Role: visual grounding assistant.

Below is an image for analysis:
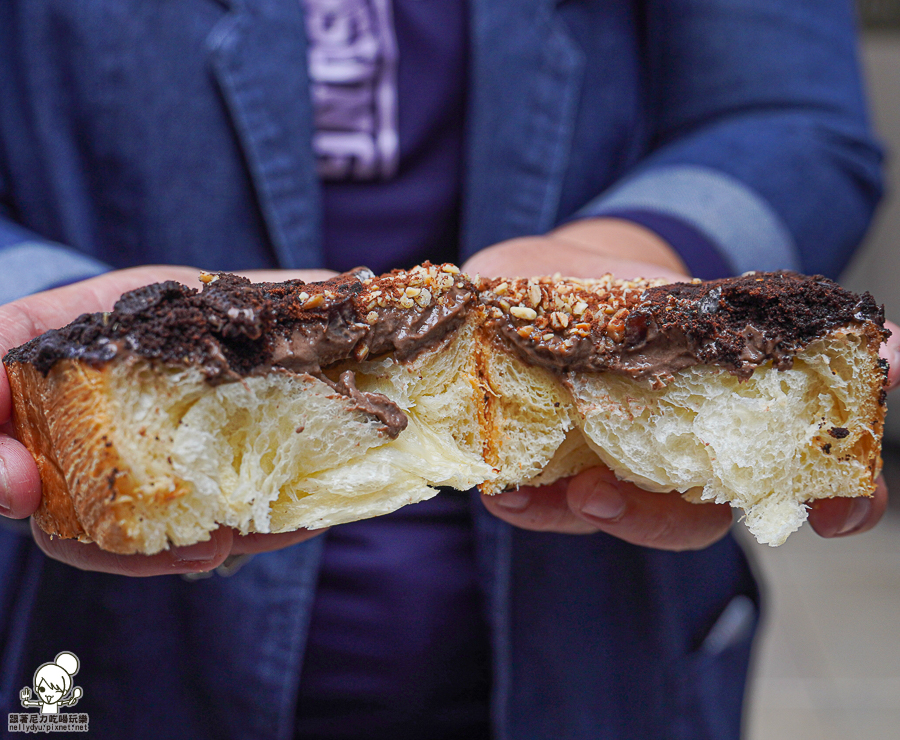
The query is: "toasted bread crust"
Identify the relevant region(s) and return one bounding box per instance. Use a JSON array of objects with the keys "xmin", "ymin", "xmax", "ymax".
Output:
[
  {"xmin": 8, "ymin": 359, "xmax": 178, "ymax": 552},
  {"xmin": 7, "ymin": 360, "xmax": 85, "ymax": 541}
]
